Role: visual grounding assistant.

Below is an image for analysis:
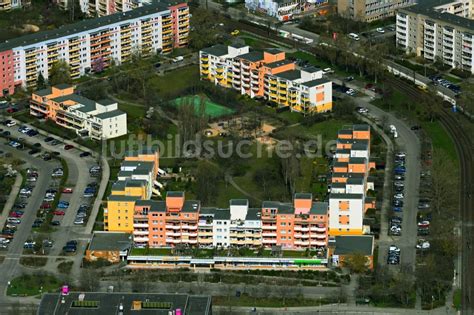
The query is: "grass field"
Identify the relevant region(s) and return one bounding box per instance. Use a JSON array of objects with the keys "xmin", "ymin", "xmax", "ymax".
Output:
[
  {"xmin": 171, "ymin": 95, "xmax": 235, "ymax": 118},
  {"xmin": 7, "ymin": 274, "xmax": 61, "ymax": 296},
  {"xmin": 421, "ymin": 121, "xmax": 458, "ymax": 162}
]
